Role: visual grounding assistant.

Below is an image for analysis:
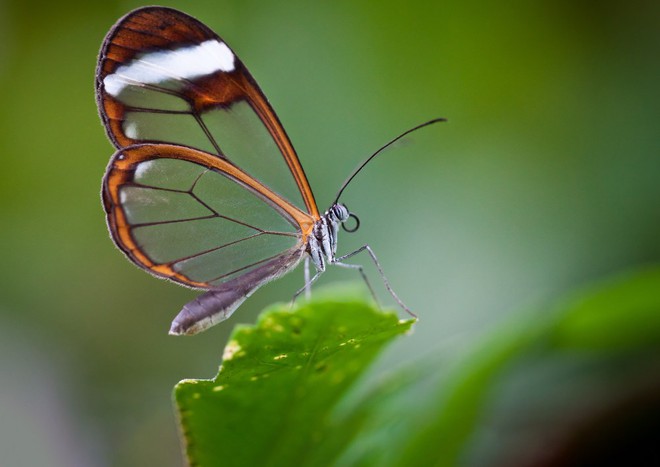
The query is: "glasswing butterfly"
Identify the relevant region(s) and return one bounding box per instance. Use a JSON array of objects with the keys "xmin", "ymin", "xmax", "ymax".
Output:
[{"xmin": 97, "ymin": 7, "xmax": 442, "ymax": 335}]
